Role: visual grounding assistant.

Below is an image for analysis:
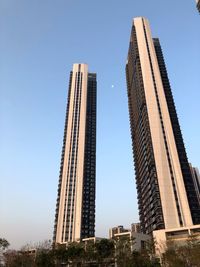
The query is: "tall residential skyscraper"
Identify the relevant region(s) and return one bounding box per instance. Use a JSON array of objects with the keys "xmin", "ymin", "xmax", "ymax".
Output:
[
  {"xmin": 126, "ymin": 17, "xmax": 200, "ymax": 234},
  {"xmin": 54, "ymin": 64, "xmax": 96, "ymax": 243}
]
